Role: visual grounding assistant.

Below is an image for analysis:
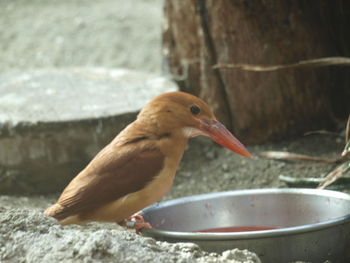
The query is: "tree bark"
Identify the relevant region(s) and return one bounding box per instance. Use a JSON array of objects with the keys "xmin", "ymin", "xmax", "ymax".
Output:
[{"xmin": 163, "ymin": 0, "xmax": 350, "ymax": 144}]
